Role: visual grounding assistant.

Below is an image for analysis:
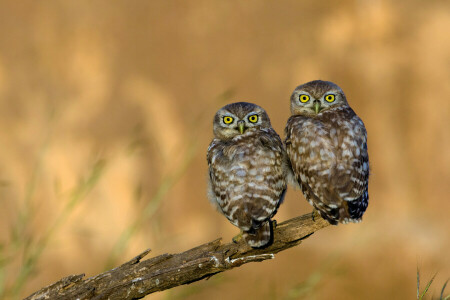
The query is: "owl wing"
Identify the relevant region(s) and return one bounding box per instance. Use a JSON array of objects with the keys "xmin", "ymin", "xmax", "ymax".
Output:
[
  {"xmin": 315, "ymin": 109, "xmax": 369, "ymax": 221},
  {"xmin": 284, "ymin": 121, "xmax": 301, "ymax": 189},
  {"xmin": 206, "ymin": 139, "xmax": 230, "ymax": 213},
  {"xmin": 330, "ymin": 117, "xmax": 369, "ymax": 202},
  {"xmin": 328, "ymin": 113, "xmax": 369, "ymax": 221}
]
